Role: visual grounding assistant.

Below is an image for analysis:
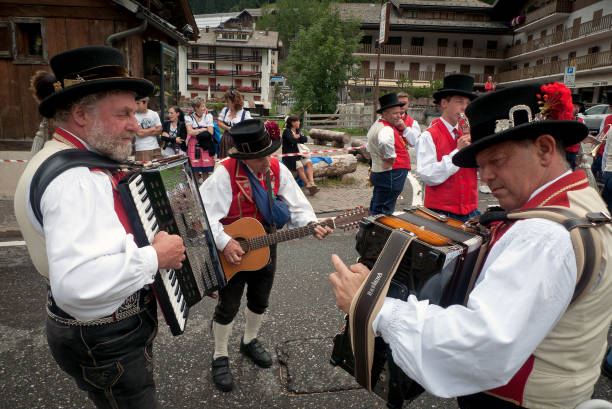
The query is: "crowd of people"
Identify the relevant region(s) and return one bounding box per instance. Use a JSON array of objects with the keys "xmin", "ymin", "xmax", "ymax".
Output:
[{"xmin": 13, "ymin": 45, "xmax": 612, "ymax": 409}]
